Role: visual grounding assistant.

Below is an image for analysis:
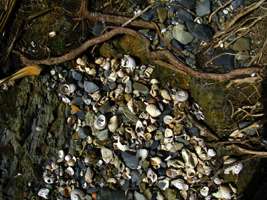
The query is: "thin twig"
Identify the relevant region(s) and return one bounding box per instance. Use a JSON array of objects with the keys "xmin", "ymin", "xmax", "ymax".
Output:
[
  {"xmin": 14, "ymin": 27, "xmax": 263, "ymax": 81},
  {"xmin": 122, "ymin": 4, "xmax": 153, "ymax": 27},
  {"xmin": 208, "ymin": 0, "xmax": 232, "ymax": 23}
]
